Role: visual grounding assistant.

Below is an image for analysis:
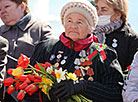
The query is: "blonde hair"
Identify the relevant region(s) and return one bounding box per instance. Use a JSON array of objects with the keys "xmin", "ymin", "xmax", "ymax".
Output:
[{"xmin": 94, "ymin": 0, "xmax": 128, "ymax": 23}]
